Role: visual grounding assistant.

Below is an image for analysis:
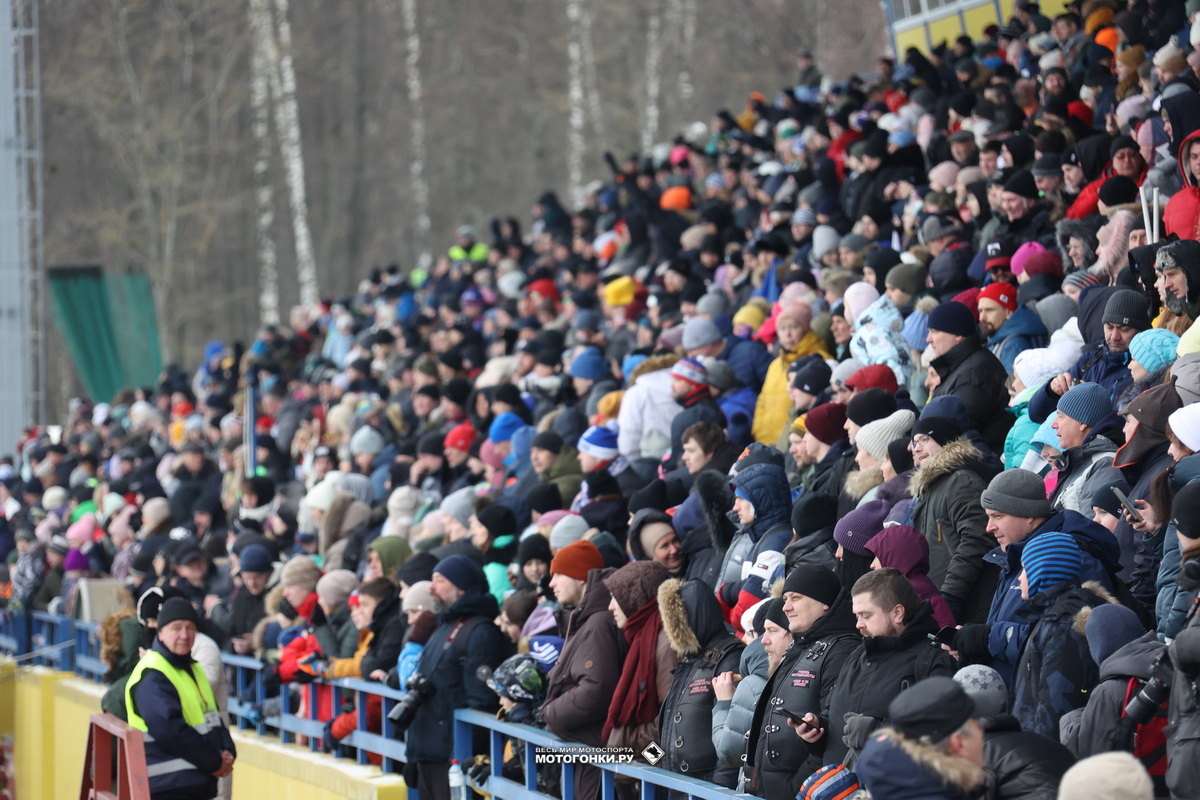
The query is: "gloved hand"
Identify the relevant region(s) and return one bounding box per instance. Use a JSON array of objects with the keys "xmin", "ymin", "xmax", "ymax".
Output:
[
  {"xmin": 841, "ymin": 713, "xmax": 879, "ymax": 753},
  {"xmin": 467, "ymin": 755, "xmax": 491, "ymax": 788},
  {"xmin": 321, "ymin": 718, "xmax": 339, "ymax": 753},
  {"xmin": 298, "ymin": 653, "xmax": 332, "ymax": 681},
  {"xmin": 952, "ymin": 624, "xmax": 991, "ymax": 663}
]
